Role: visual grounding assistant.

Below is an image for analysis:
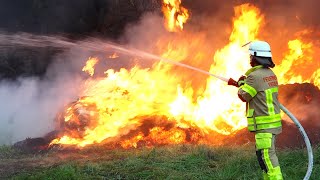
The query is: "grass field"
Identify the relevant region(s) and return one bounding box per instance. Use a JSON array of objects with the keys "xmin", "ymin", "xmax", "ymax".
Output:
[{"xmin": 0, "ymin": 144, "xmax": 319, "ymax": 180}]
